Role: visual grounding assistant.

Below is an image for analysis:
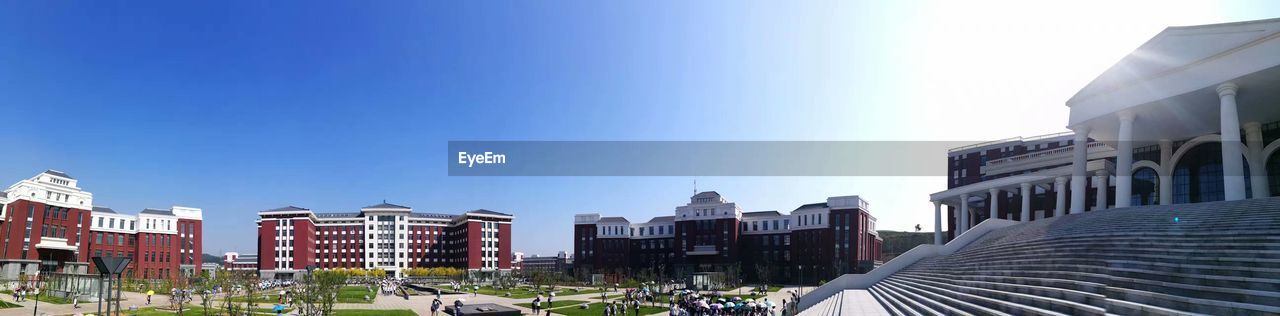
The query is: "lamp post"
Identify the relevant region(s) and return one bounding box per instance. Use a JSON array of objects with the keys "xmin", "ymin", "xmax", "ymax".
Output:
[{"xmin": 797, "ymin": 265, "xmax": 803, "ymax": 297}]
